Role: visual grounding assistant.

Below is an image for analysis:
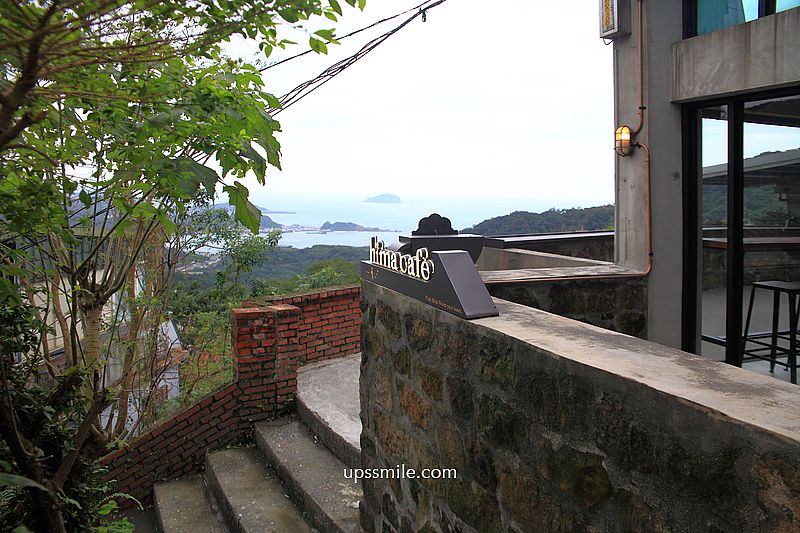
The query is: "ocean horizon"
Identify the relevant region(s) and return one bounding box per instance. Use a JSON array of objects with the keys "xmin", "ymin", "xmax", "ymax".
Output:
[{"xmin": 251, "ymin": 193, "xmax": 570, "ymax": 249}]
